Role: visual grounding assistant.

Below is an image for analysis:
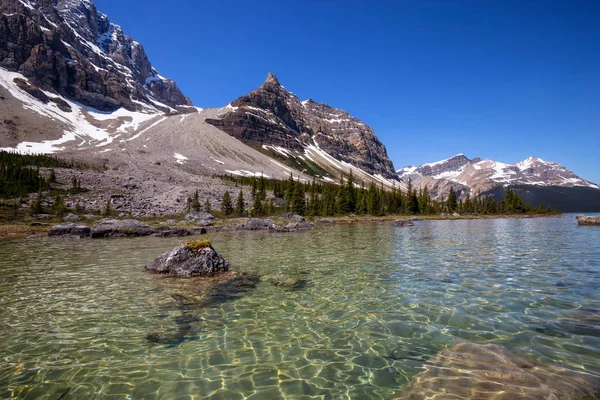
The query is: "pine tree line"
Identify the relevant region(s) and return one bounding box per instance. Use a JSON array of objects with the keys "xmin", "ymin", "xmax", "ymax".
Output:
[{"xmin": 215, "ymin": 173, "xmax": 559, "ymax": 217}]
